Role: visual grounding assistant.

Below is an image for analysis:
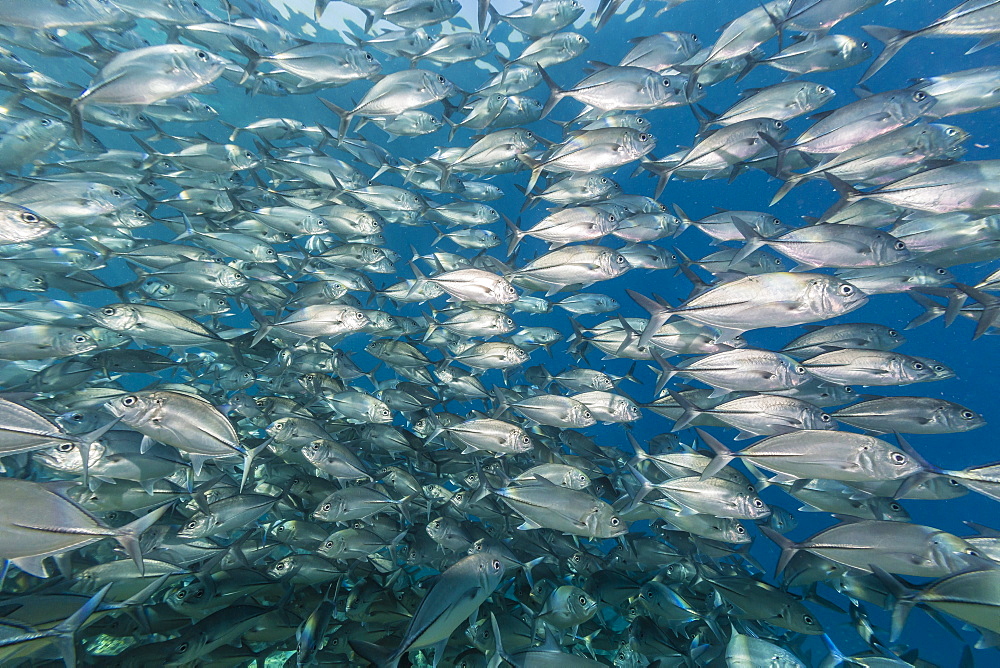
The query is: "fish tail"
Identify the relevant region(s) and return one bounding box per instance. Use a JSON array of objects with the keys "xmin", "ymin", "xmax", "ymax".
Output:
[
  {"xmin": 349, "ymin": 639, "xmax": 398, "ymax": 668},
  {"xmin": 859, "ymin": 25, "xmax": 919, "ymax": 83},
  {"xmin": 650, "ymin": 349, "xmax": 676, "ymax": 398},
  {"xmin": 867, "ymin": 565, "xmax": 916, "ymax": 642},
  {"xmin": 666, "ymin": 388, "xmax": 701, "ymax": 432},
  {"xmin": 115, "ymin": 504, "xmax": 171, "ymax": 577},
  {"xmin": 905, "ymin": 291, "xmax": 945, "ymax": 330},
  {"xmin": 227, "ymin": 38, "xmax": 264, "ymax": 85},
  {"xmin": 69, "ymin": 99, "xmax": 85, "ymax": 146},
  {"xmin": 319, "ymin": 97, "xmax": 352, "ymax": 141},
  {"xmin": 50, "ymin": 583, "xmax": 112, "ymax": 668},
  {"xmin": 695, "ymin": 428, "xmax": 737, "ymax": 480},
  {"xmin": 249, "ymin": 306, "xmax": 273, "ymax": 348},
  {"xmin": 537, "ymin": 65, "xmax": 564, "ymax": 119},
  {"xmin": 758, "ymin": 525, "xmax": 799, "ymax": 579},
  {"xmin": 625, "ymin": 431, "xmax": 648, "ymax": 467},
  {"xmin": 626, "ymin": 288, "xmax": 673, "ymax": 350},
  {"xmin": 502, "ymin": 212, "xmax": 525, "ymax": 258},
  {"xmin": 821, "ymin": 174, "xmax": 864, "ymax": 221},
  {"xmin": 623, "ymin": 464, "xmax": 655, "ymax": 513},
  {"xmin": 729, "ymin": 215, "xmax": 768, "ymax": 267}
]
